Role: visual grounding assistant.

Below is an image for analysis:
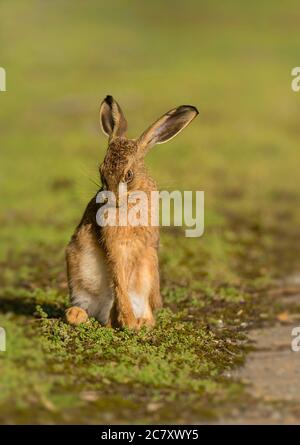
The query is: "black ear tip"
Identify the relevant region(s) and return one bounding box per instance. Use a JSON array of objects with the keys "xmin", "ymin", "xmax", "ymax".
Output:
[
  {"xmin": 180, "ymin": 105, "xmax": 199, "ymax": 115},
  {"xmin": 105, "ymin": 95, "xmax": 113, "ymax": 105}
]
